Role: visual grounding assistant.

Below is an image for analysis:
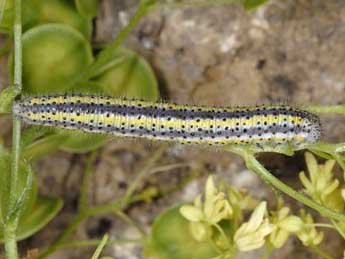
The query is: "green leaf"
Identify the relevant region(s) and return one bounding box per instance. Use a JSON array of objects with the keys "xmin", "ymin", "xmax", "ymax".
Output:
[
  {"xmin": 23, "ymin": 133, "xmax": 67, "ymax": 161},
  {"xmin": 0, "ymin": 151, "xmax": 38, "ymax": 223},
  {"xmin": 25, "ymin": 0, "xmax": 92, "ymax": 38},
  {"xmin": 20, "ymin": 126, "xmax": 53, "ymax": 149},
  {"xmin": 144, "ymin": 206, "xmax": 219, "ymax": 259},
  {"xmin": 9, "ymin": 23, "xmax": 93, "ymax": 95},
  {"xmin": 16, "ymin": 196, "xmax": 63, "ymax": 240},
  {"xmin": 243, "ymin": 0, "xmax": 270, "ymax": 10},
  {"xmin": 60, "ymin": 132, "xmax": 109, "ymax": 153},
  {"xmin": 75, "ymin": 0, "xmax": 99, "ymax": 19},
  {"xmin": 0, "ymin": 0, "xmax": 13, "ymax": 32},
  {"xmin": 0, "ymin": 86, "xmax": 19, "ymax": 114},
  {"xmin": 1, "ymin": 0, "xmax": 92, "ymax": 37},
  {"xmin": 92, "ymin": 48, "xmax": 159, "ymax": 101},
  {"xmin": 0, "ymin": 196, "xmax": 63, "ymax": 241}
]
